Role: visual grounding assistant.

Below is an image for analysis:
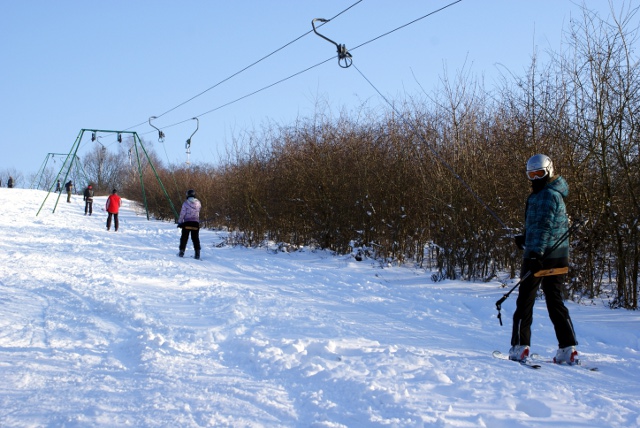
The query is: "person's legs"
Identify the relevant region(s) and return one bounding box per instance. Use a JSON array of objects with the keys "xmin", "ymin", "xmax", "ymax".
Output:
[
  {"xmin": 542, "ymin": 275, "xmax": 578, "ymax": 348},
  {"xmin": 511, "ymin": 265, "xmax": 541, "ymax": 347},
  {"xmin": 192, "ymin": 229, "xmax": 201, "ymax": 259},
  {"xmin": 114, "ymin": 214, "xmax": 119, "ymax": 231},
  {"xmin": 179, "ymin": 228, "xmax": 190, "ymax": 255}
]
